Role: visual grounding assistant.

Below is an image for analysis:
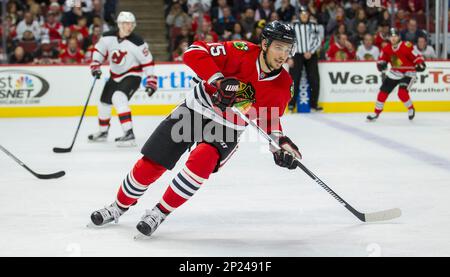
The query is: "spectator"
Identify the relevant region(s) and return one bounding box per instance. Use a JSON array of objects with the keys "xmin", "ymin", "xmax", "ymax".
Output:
[
  {"xmin": 89, "ymin": 15, "xmax": 110, "ymax": 34},
  {"xmin": 187, "ymin": 0, "xmax": 212, "ymax": 15},
  {"xmin": 350, "ymin": 21, "xmax": 367, "ymax": 48},
  {"xmin": 233, "ymin": 0, "xmax": 259, "ymax": 16},
  {"xmin": 6, "ymin": 1, "xmax": 20, "ymax": 26},
  {"xmin": 374, "ymin": 21, "xmax": 390, "ymax": 49},
  {"xmin": 172, "ymin": 38, "xmax": 189, "ymax": 61},
  {"xmin": 276, "ymin": 0, "xmax": 295, "ymax": 23},
  {"xmin": 400, "ymin": 0, "xmax": 424, "ymax": 15},
  {"xmin": 230, "ymin": 22, "xmax": 245, "ymax": 40},
  {"xmin": 193, "ymin": 20, "xmax": 218, "ymax": 42},
  {"xmin": 167, "ymin": 1, "xmax": 192, "ymax": 29},
  {"xmin": 8, "ymin": 46, "xmax": 33, "ymax": 64},
  {"xmin": 16, "ymin": 11, "xmax": 42, "ymax": 41},
  {"xmin": 59, "ymin": 37, "xmax": 85, "ymax": 64},
  {"xmin": 42, "ymin": 10, "xmax": 64, "ymax": 42},
  {"xmin": 255, "ymin": 0, "xmax": 274, "ymax": 22},
  {"xmin": 59, "ymin": 27, "xmax": 72, "ymax": 51},
  {"xmin": 356, "ymin": 34, "xmax": 380, "ymax": 61},
  {"xmin": 173, "ymin": 26, "xmax": 193, "ymax": 50},
  {"xmin": 62, "ymin": 0, "xmax": 94, "ymax": 26},
  {"xmin": 210, "ymin": 0, "xmax": 228, "ymax": 24},
  {"xmin": 326, "ymin": 33, "xmax": 355, "ymax": 61},
  {"xmin": 248, "ymin": 19, "xmax": 265, "ymax": 44},
  {"xmin": 84, "ymin": 24, "xmax": 102, "ymax": 59},
  {"xmin": 326, "ymin": 6, "xmax": 351, "ymax": 36},
  {"xmin": 48, "ymin": 2, "xmax": 63, "ymax": 23},
  {"xmin": 414, "ymin": 36, "xmax": 437, "ymax": 60},
  {"xmin": 351, "ymin": 8, "xmax": 376, "ymax": 35},
  {"xmin": 400, "ymin": 19, "xmax": 426, "ymax": 44},
  {"xmin": 240, "ymin": 7, "xmax": 256, "ymax": 37},
  {"xmin": 69, "ymin": 16, "xmax": 90, "ymax": 42},
  {"xmin": 214, "ymin": 6, "xmax": 236, "ymax": 37},
  {"xmin": 33, "ymin": 37, "xmax": 60, "ymax": 64}
]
